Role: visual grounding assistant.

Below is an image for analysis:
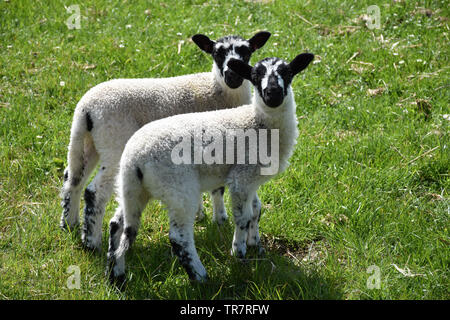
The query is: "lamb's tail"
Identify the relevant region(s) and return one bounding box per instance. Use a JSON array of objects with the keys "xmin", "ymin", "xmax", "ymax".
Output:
[
  {"xmin": 65, "ymin": 110, "xmax": 94, "ymax": 188},
  {"xmin": 60, "ymin": 109, "xmax": 98, "ymax": 229}
]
